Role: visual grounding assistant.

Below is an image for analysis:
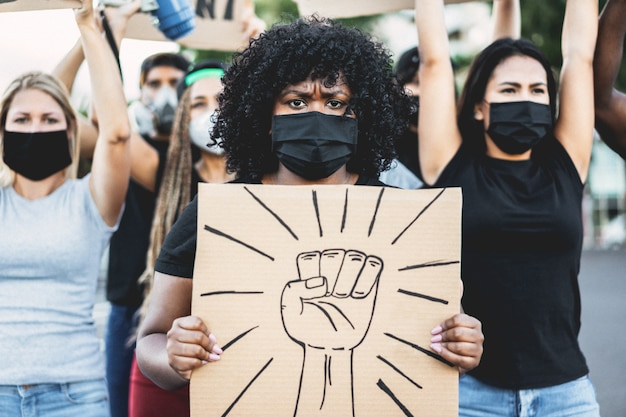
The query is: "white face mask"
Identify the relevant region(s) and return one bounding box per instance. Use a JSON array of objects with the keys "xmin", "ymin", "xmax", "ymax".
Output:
[{"xmin": 189, "ymin": 112, "xmax": 224, "ymax": 155}]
